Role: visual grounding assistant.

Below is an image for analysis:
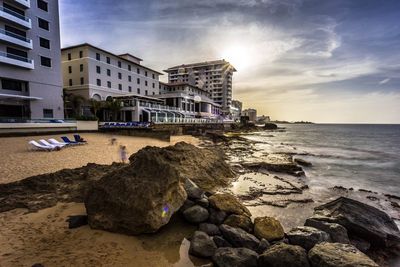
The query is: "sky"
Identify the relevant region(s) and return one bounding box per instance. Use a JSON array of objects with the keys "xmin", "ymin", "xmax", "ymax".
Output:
[{"xmin": 59, "ymin": 0, "xmax": 400, "ymax": 123}]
